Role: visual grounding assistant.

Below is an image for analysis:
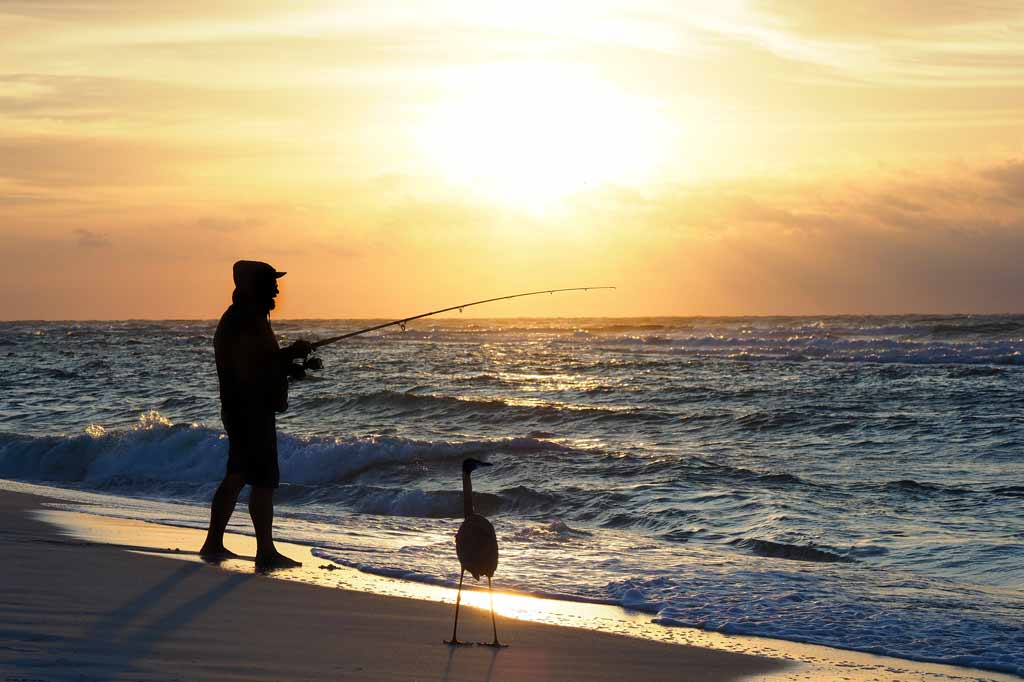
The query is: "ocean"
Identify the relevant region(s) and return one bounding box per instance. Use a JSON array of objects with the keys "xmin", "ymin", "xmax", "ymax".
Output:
[{"xmin": 0, "ymin": 316, "xmax": 1021, "ymax": 676}]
